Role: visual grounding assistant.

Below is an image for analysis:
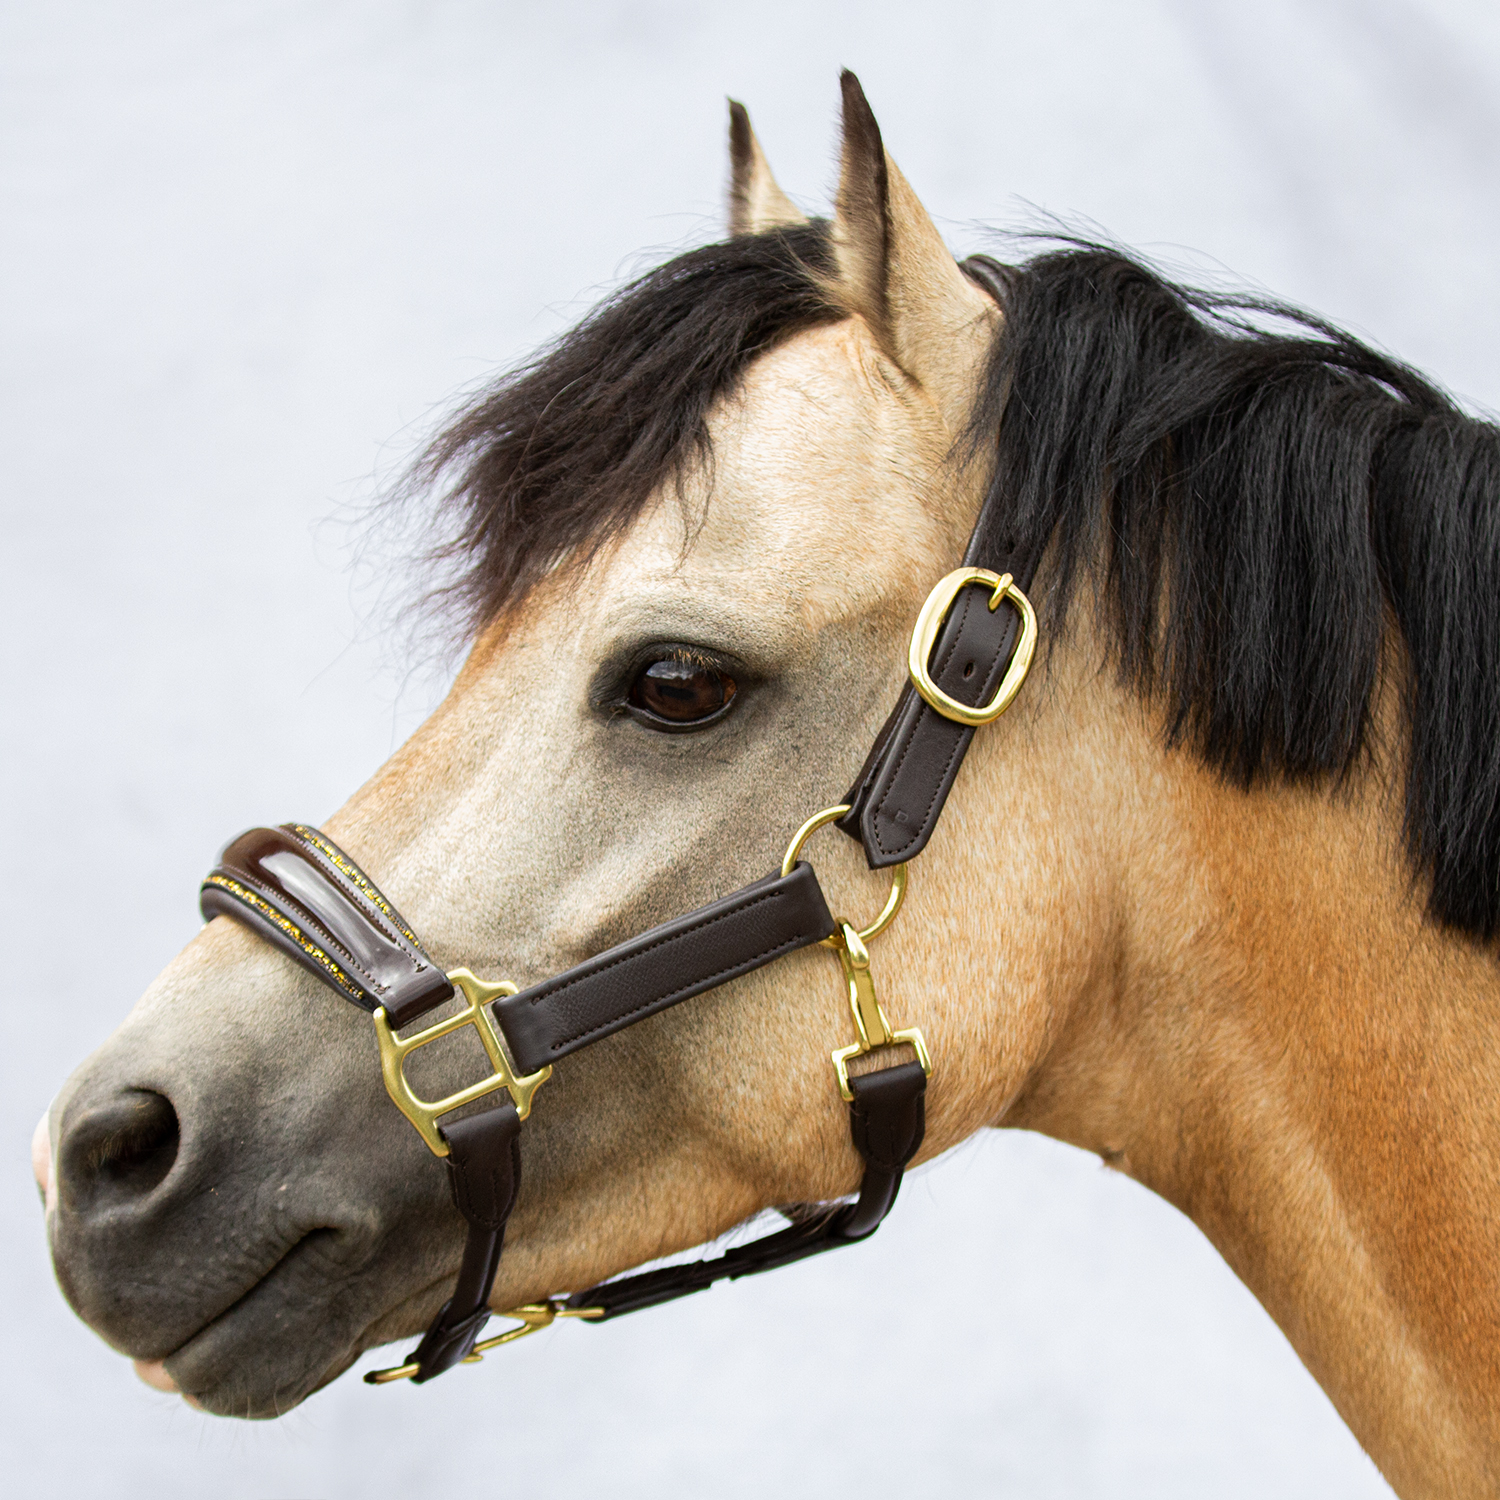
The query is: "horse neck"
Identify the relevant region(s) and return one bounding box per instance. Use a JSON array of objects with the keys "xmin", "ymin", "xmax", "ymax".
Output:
[{"xmin": 999, "ymin": 654, "xmax": 1500, "ymax": 1498}]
